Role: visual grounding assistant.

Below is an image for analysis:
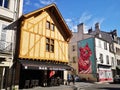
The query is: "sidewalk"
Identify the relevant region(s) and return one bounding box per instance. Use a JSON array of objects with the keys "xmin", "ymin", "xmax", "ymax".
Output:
[
  {"xmin": 21, "ymin": 82, "xmax": 94, "ymax": 90},
  {"xmin": 21, "ymin": 85, "xmax": 76, "ymax": 90}
]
